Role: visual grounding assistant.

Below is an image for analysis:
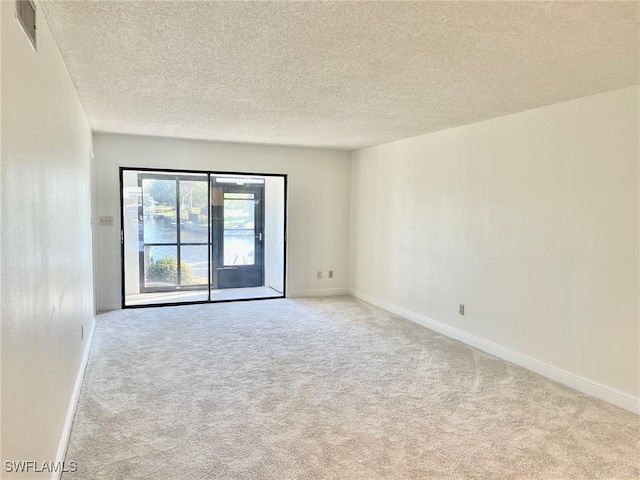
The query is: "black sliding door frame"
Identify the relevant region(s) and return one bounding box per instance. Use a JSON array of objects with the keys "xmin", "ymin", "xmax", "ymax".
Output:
[{"xmin": 119, "ymin": 167, "xmax": 288, "ymax": 309}]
